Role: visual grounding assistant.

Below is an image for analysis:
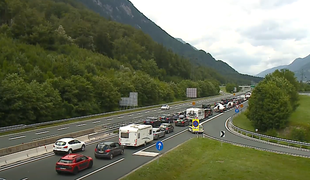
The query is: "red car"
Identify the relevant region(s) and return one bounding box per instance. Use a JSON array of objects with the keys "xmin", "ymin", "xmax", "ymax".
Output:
[{"xmin": 56, "ymin": 154, "xmax": 93, "ymax": 174}]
